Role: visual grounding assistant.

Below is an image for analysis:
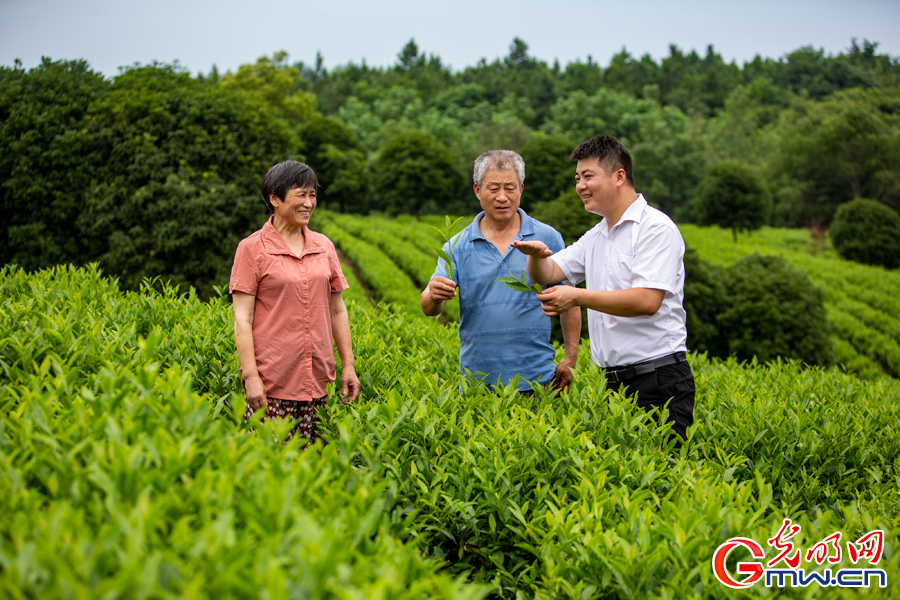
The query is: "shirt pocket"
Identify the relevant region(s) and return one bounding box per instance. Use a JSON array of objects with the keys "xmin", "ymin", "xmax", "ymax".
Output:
[{"xmin": 607, "ymin": 251, "xmax": 635, "ymax": 290}]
